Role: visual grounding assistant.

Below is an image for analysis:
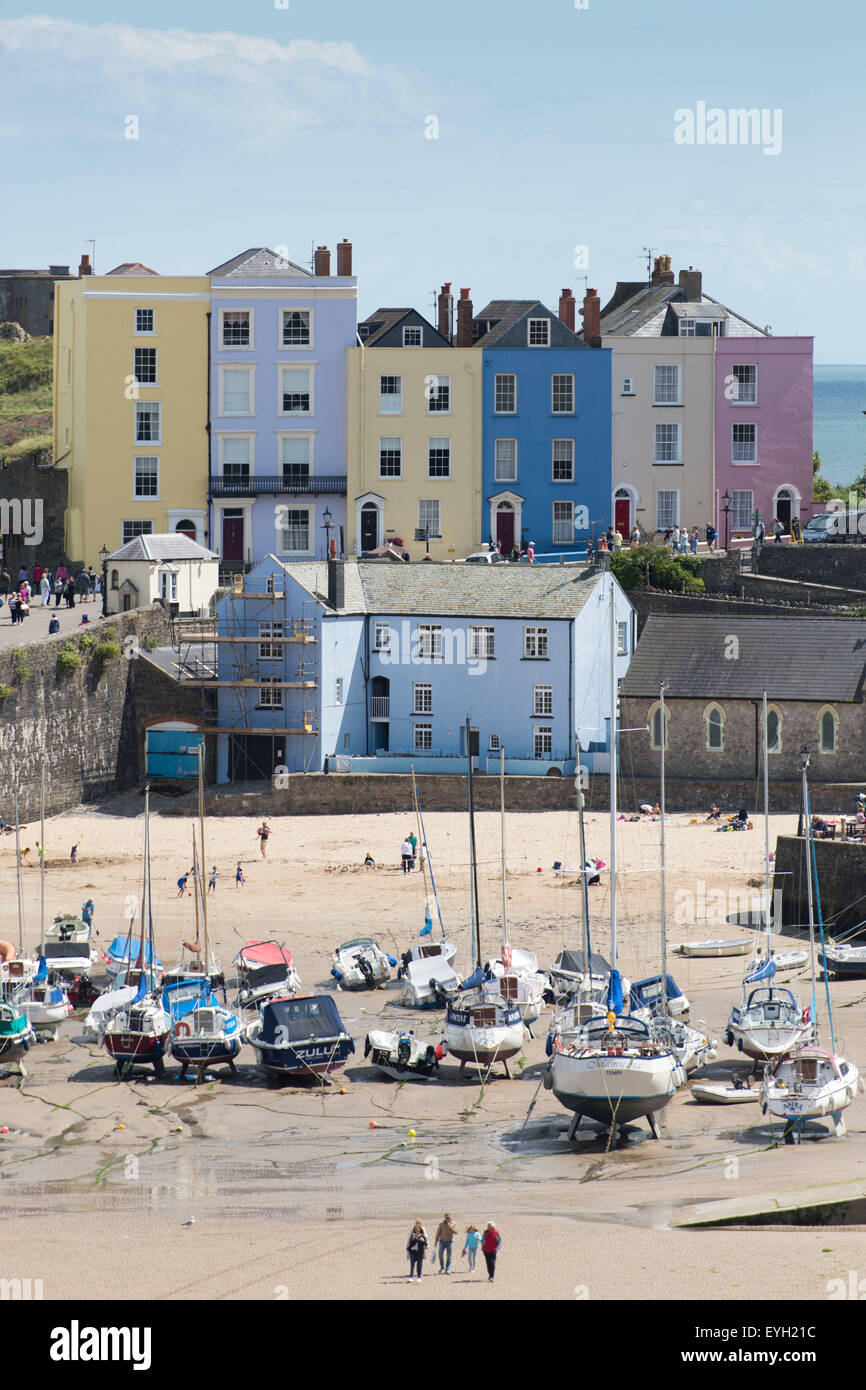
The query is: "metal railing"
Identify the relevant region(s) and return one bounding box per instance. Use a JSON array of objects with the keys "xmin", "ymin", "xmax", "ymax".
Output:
[
  {"xmin": 209, "ymin": 474, "xmax": 347, "ymax": 497},
  {"xmin": 370, "ymin": 696, "xmax": 390, "ymax": 720}
]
